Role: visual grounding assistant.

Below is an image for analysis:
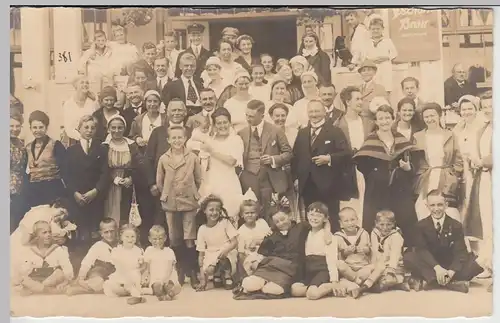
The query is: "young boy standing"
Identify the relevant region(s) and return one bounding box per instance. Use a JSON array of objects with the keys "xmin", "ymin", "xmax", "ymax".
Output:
[{"xmin": 156, "ymin": 126, "xmax": 202, "ymax": 288}]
